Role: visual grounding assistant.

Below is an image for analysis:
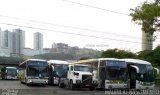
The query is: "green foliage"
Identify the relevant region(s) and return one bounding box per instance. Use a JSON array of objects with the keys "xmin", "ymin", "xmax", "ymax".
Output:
[
  {"xmin": 79, "ymin": 57, "xmax": 90, "ymax": 60},
  {"xmin": 137, "ymin": 46, "xmax": 160, "ymax": 67},
  {"xmin": 101, "ymin": 49, "xmax": 136, "ymax": 58},
  {"xmin": 130, "ymin": 1, "xmax": 160, "ymax": 34},
  {"xmin": 0, "ymin": 56, "xmax": 24, "ymax": 65},
  {"xmin": 33, "ymin": 53, "xmax": 74, "ymax": 60}
]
